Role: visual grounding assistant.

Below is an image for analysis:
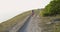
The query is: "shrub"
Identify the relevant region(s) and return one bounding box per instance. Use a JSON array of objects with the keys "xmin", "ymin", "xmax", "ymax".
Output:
[{"xmin": 41, "ymin": 0, "xmax": 60, "ymax": 16}]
